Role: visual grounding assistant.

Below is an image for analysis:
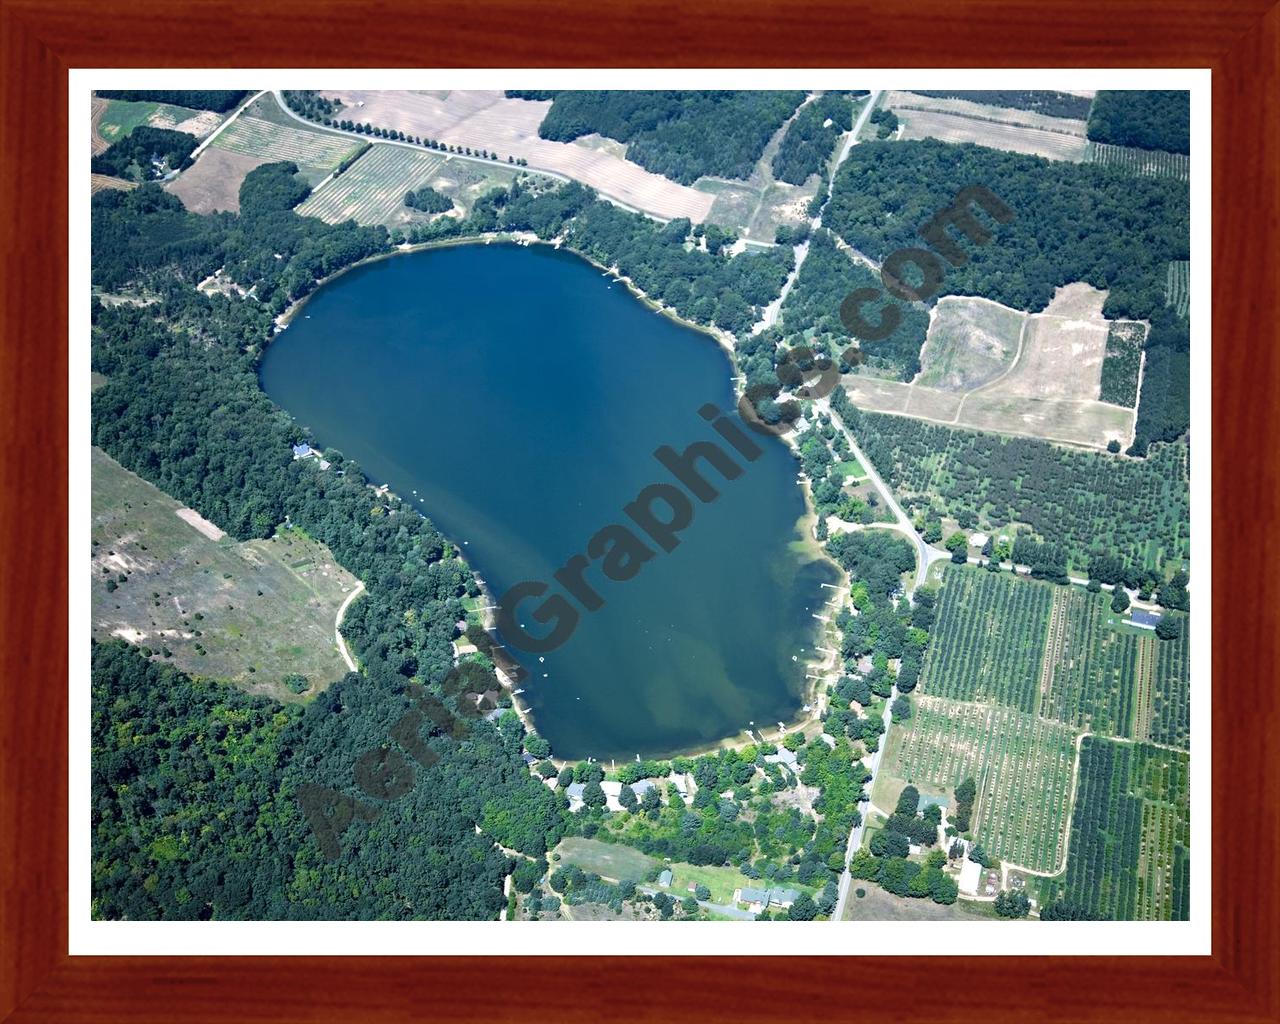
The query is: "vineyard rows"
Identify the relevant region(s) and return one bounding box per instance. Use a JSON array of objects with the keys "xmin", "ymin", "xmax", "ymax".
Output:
[
  {"xmin": 297, "ymin": 146, "xmax": 445, "ymax": 226},
  {"xmin": 212, "ymin": 116, "xmax": 361, "ymax": 176},
  {"xmin": 1062, "ymin": 737, "xmax": 1189, "ymax": 920},
  {"xmin": 1087, "ymin": 142, "xmax": 1190, "ymax": 182},
  {"xmin": 1098, "ymin": 320, "xmax": 1145, "ymax": 407},
  {"xmin": 1166, "ymin": 260, "xmax": 1190, "ymax": 318},
  {"xmin": 1145, "ymin": 625, "xmax": 1190, "ymax": 749},
  {"xmin": 892, "ymin": 695, "xmax": 1075, "ymax": 872}
]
